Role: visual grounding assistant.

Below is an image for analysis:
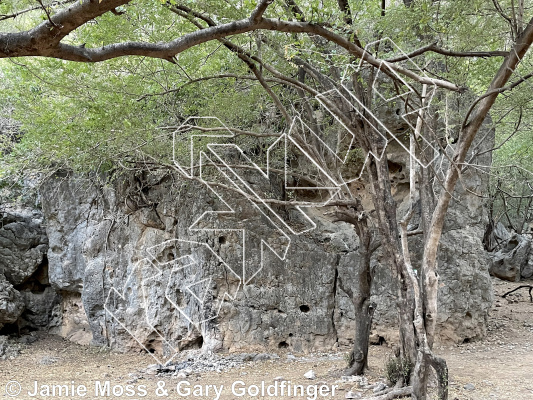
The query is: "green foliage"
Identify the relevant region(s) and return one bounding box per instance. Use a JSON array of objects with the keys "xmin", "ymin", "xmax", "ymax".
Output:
[{"xmin": 0, "ymin": 0, "xmax": 532, "ymax": 194}]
